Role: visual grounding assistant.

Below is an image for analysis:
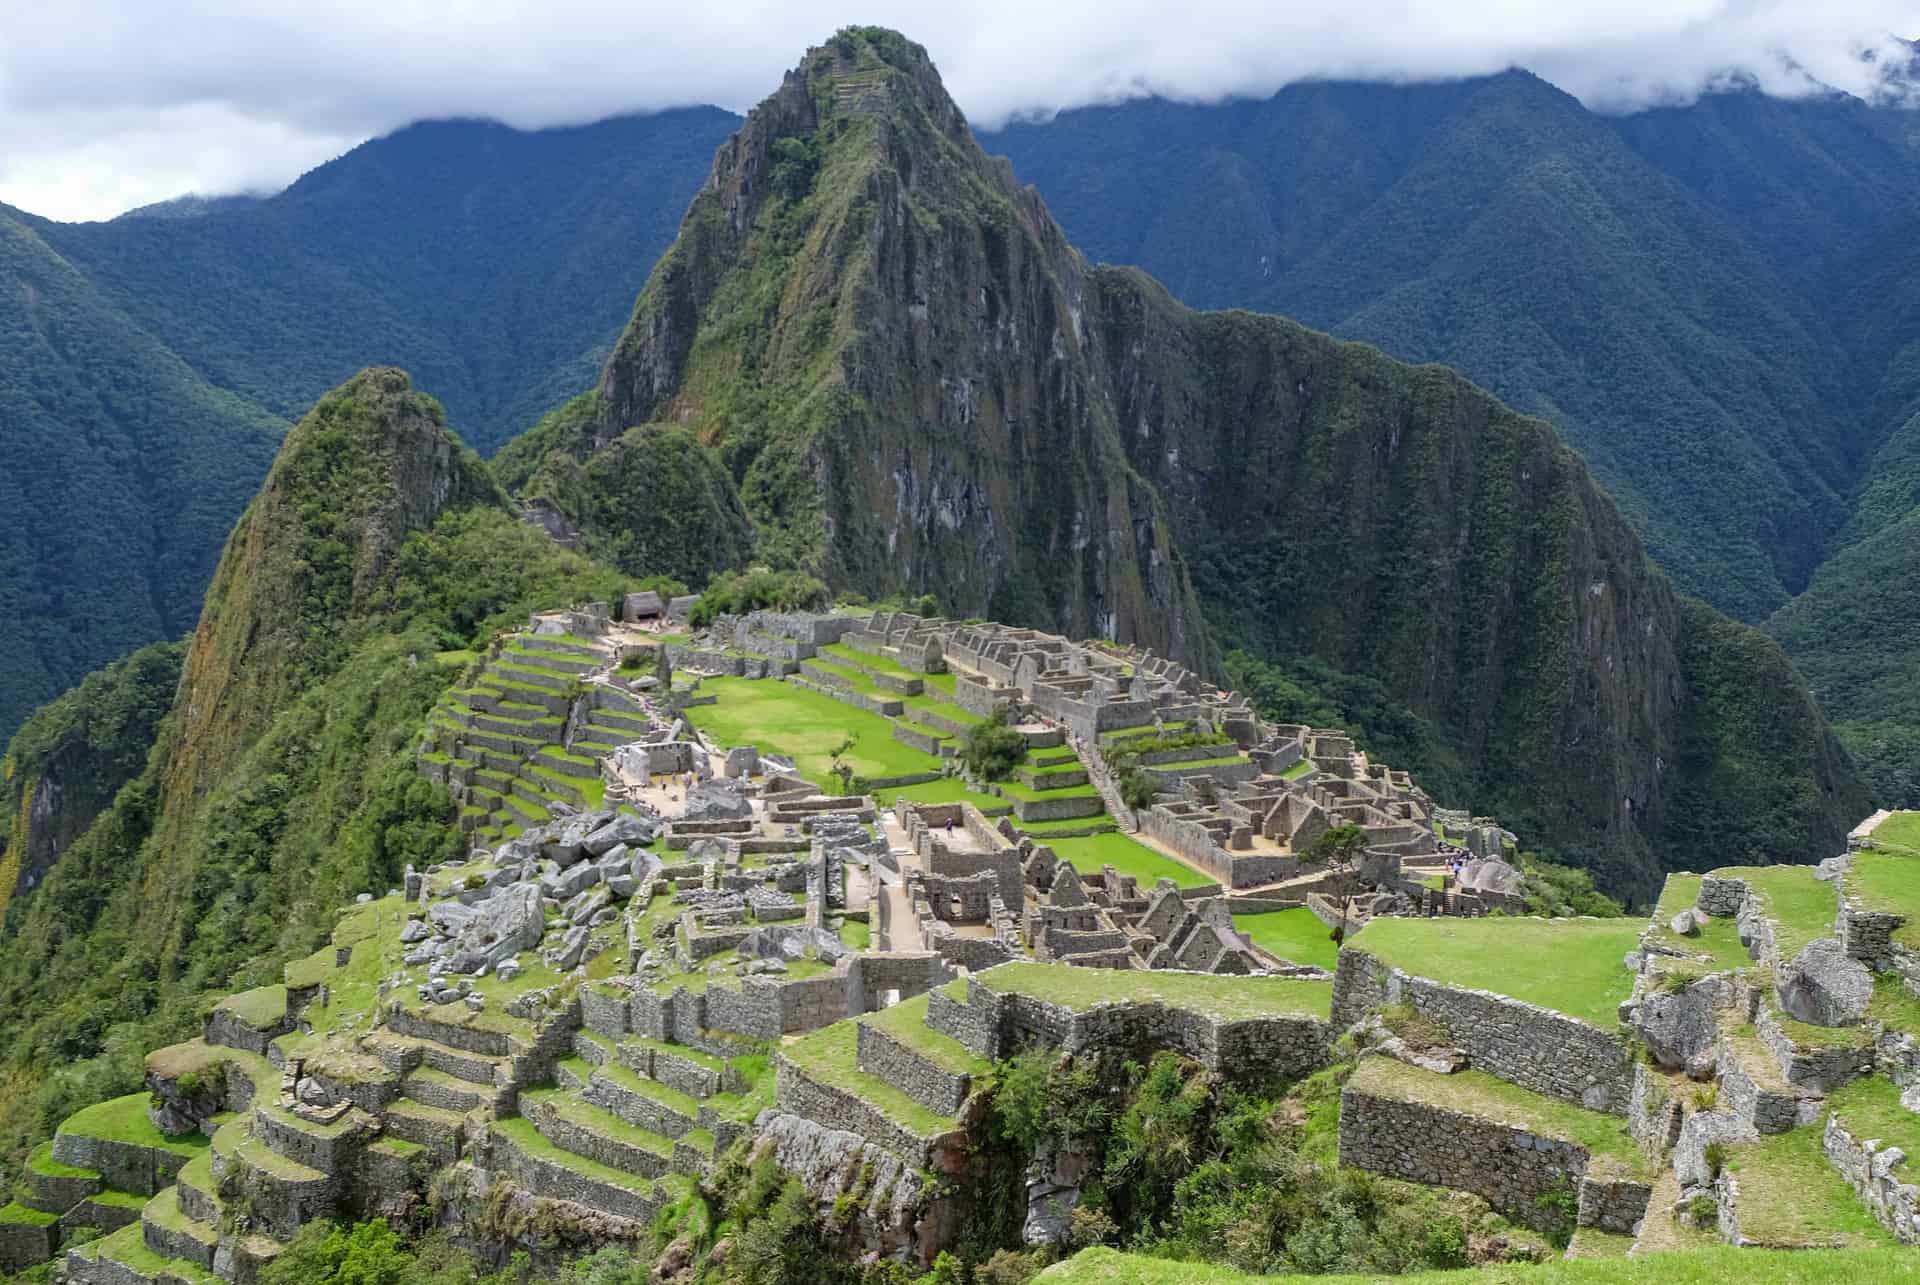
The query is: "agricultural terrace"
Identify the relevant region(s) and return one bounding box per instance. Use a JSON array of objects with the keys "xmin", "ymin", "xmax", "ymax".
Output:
[{"xmin": 1352, "ymin": 916, "xmax": 1641, "ymax": 1028}]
